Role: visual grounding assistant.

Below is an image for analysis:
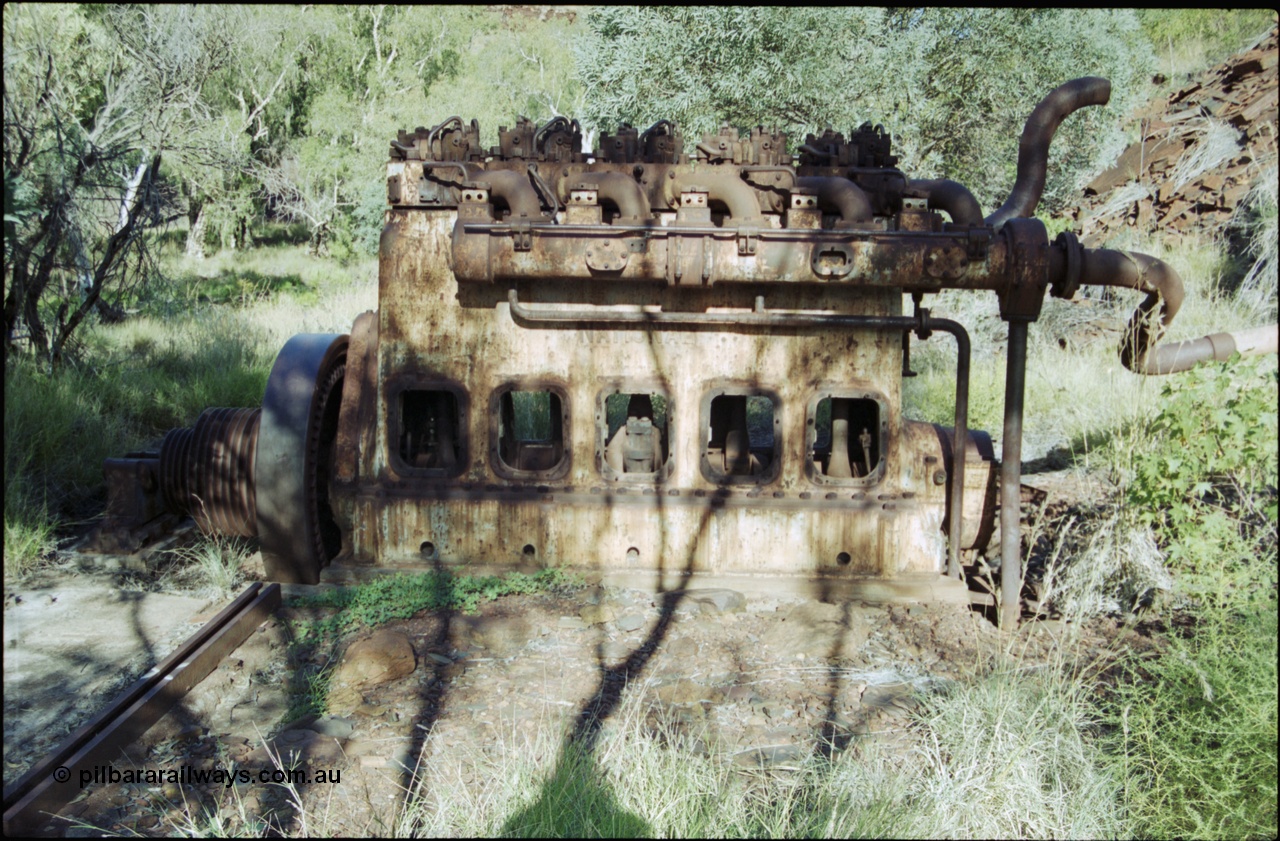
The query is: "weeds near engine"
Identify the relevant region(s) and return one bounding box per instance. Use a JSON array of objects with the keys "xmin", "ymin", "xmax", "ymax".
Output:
[
  {"xmin": 388, "ymin": 655, "xmax": 1123, "ymax": 839},
  {"xmin": 286, "ymin": 567, "xmax": 584, "ymax": 641},
  {"xmin": 1103, "ymin": 609, "xmax": 1278, "ymax": 839},
  {"xmin": 161, "ymin": 535, "xmax": 255, "ymax": 599}
]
